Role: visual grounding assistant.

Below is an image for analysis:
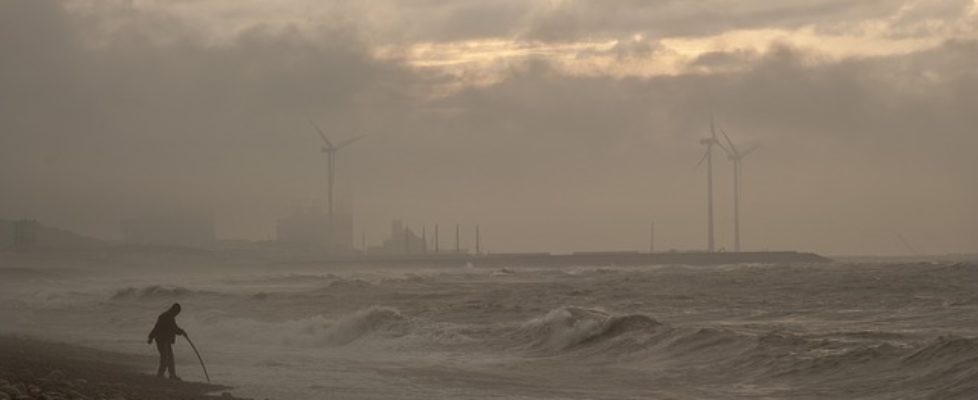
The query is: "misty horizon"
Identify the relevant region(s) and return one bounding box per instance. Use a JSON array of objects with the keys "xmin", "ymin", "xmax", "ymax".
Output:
[
  {"xmin": 5, "ymin": 3, "xmax": 978, "ymax": 400},
  {"xmin": 2, "ymin": 0, "xmax": 976, "ymax": 256}
]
